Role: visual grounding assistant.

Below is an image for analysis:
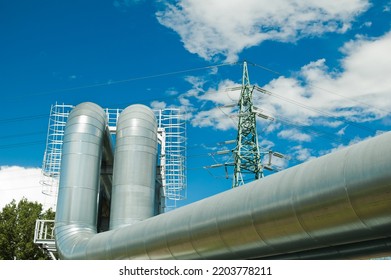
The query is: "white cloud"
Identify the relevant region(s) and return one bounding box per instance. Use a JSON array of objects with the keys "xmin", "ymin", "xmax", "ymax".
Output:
[
  {"xmin": 262, "ymin": 31, "xmax": 391, "ymax": 126},
  {"xmin": 166, "ymin": 88, "xmax": 179, "ymax": 96},
  {"xmin": 361, "ymin": 21, "xmax": 372, "ymax": 28},
  {"xmin": 318, "ymin": 133, "xmax": 379, "ymax": 157},
  {"xmin": 156, "ymin": 0, "xmax": 370, "ymax": 62},
  {"xmin": 290, "ymin": 145, "xmax": 316, "ymax": 162},
  {"xmin": 259, "ymin": 139, "xmax": 275, "ymax": 151},
  {"xmin": 159, "ymin": 29, "xmax": 391, "ymax": 163},
  {"xmin": 172, "ymin": 30, "xmax": 391, "ymax": 160},
  {"xmin": 337, "ymin": 125, "xmax": 349, "ymax": 136},
  {"xmin": 188, "ymin": 79, "xmax": 242, "ymax": 130},
  {"xmin": 150, "ymin": 100, "xmax": 167, "ymax": 110},
  {"xmin": 191, "ymin": 107, "xmax": 237, "ymax": 131},
  {"xmin": 278, "ymin": 128, "xmax": 312, "ymax": 142},
  {"xmin": 0, "ymin": 166, "xmax": 54, "ymax": 210},
  {"xmin": 384, "ymin": 1, "xmax": 391, "ymax": 12},
  {"xmin": 197, "ymin": 79, "xmax": 241, "ymax": 105},
  {"xmin": 263, "ymin": 121, "xmax": 282, "ymax": 134}
]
